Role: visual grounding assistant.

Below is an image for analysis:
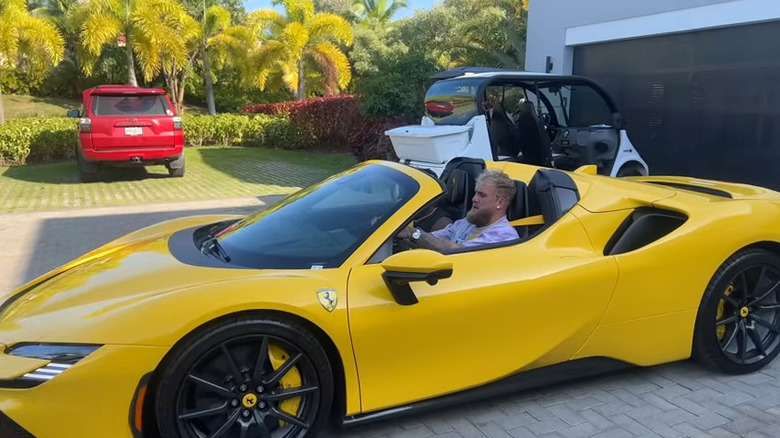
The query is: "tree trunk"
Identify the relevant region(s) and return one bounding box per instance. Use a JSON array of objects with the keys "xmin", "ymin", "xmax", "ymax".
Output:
[
  {"xmin": 202, "ymin": 47, "xmax": 216, "ymax": 115},
  {"xmin": 176, "ymin": 69, "xmax": 188, "ymax": 115},
  {"xmin": 297, "ymin": 59, "xmax": 305, "ymax": 100},
  {"xmin": 0, "ymin": 71, "xmax": 5, "ymax": 125},
  {"xmin": 125, "ymin": 38, "xmax": 138, "ymax": 86}
]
